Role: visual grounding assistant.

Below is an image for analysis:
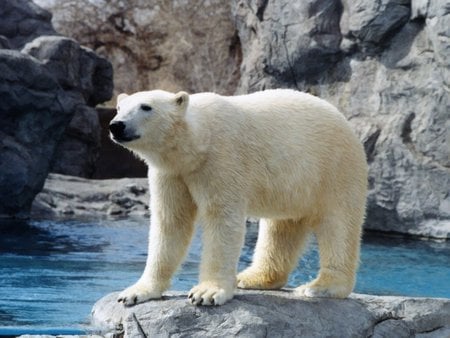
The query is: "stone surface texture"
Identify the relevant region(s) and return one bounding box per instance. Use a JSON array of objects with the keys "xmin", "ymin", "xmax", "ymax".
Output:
[
  {"xmin": 32, "ymin": 174, "xmax": 149, "ymax": 218},
  {"xmin": 34, "ymin": 0, "xmax": 242, "ymax": 98},
  {"xmin": 0, "ymin": 0, "xmax": 113, "ymax": 218},
  {"xmin": 0, "ymin": 0, "xmax": 57, "ymax": 49},
  {"xmin": 0, "ymin": 50, "xmax": 74, "ymax": 218},
  {"xmin": 91, "ymin": 290, "xmax": 450, "ymax": 338},
  {"xmin": 22, "ymin": 36, "xmax": 113, "ymax": 177}
]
